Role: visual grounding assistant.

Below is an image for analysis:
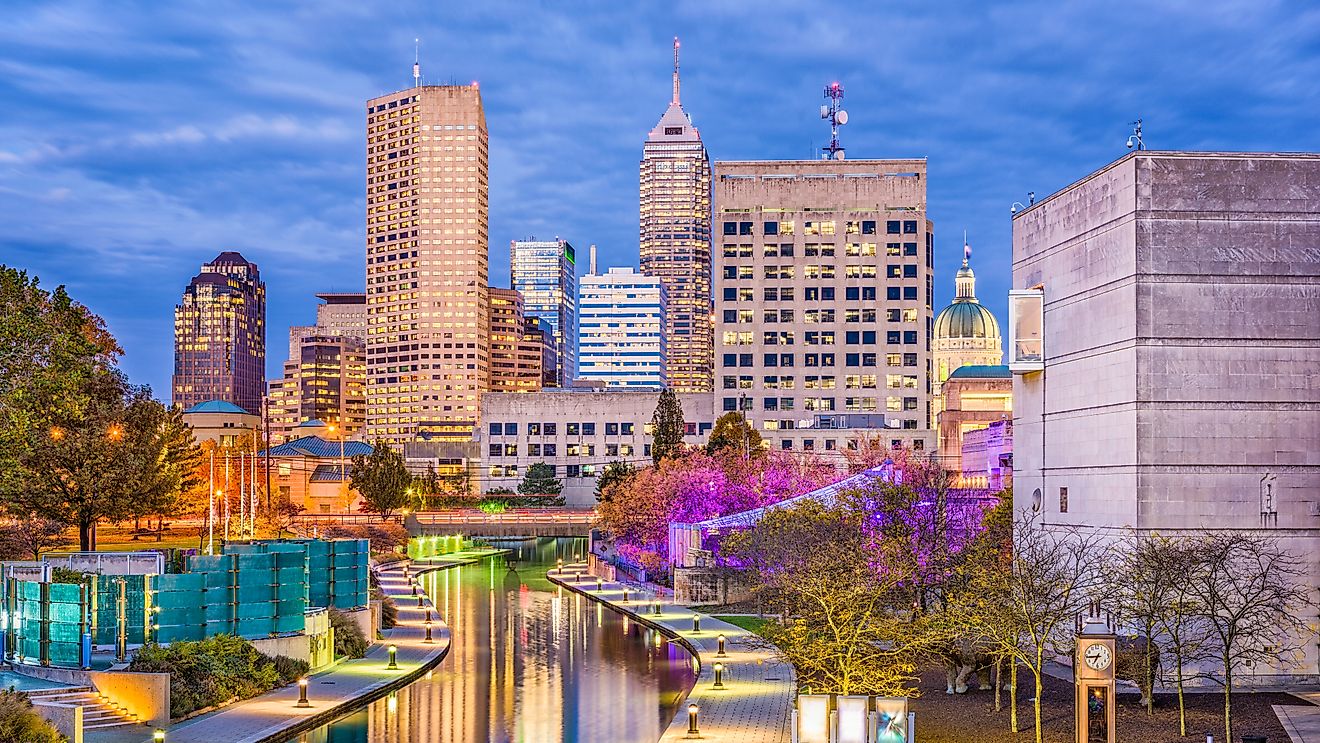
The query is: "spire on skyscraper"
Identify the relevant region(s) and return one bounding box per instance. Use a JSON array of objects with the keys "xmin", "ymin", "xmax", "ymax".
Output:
[{"xmin": 672, "ymin": 37, "xmax": 681, "ymax": 105}]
